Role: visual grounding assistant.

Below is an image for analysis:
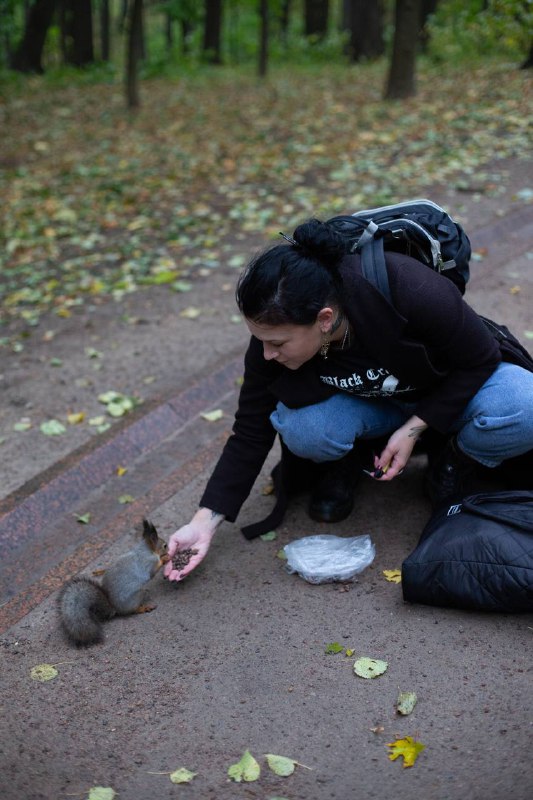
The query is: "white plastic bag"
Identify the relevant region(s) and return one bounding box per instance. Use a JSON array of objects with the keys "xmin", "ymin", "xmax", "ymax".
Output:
[{"xmin": 283, "ymin": 534, "xmax": 376, "ymax": 584}]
